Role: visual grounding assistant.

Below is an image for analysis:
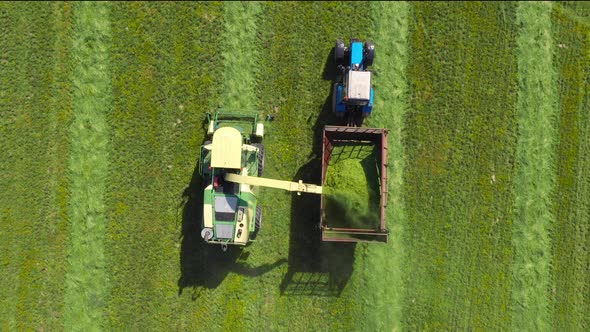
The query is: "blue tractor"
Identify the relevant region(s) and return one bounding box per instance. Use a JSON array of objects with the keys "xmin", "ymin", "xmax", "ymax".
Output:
[{"xmin": 332, "ymin": 38, "xmax": 375, "ymax": 126}]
